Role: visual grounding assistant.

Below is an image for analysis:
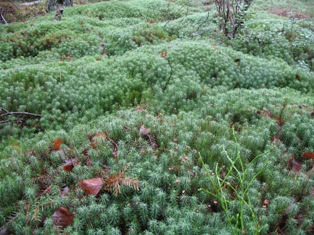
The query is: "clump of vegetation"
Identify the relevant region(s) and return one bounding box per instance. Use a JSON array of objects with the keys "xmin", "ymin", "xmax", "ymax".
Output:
[{"xmin": 0, "ymin": 0, "xmax": 313, "ymax": 234}]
